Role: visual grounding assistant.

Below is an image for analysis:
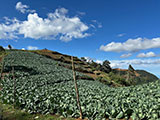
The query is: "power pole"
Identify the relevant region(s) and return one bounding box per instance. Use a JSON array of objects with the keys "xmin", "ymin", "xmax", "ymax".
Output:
[{"xmin": 71, "ymin": 56, "xmax": 83, "ymax": 119}]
